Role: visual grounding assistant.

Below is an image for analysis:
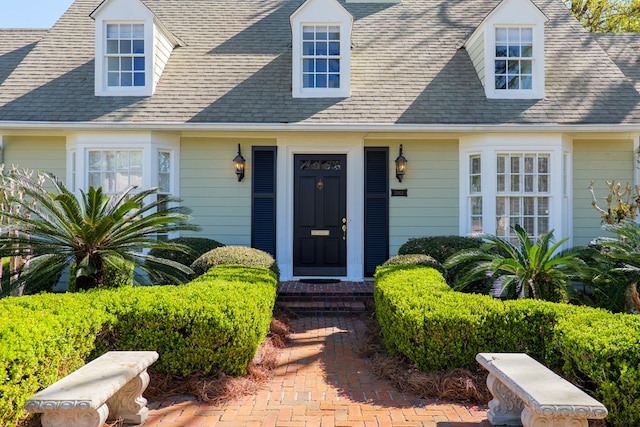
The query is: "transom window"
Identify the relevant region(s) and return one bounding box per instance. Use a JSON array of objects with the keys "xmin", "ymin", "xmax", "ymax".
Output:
[
  {"xmin": 495, "ymin": 27, "xmax": 533, "ymax": 91},
  {"xmin": 496, "ymin": 153, "xmax": 550, "ymax": 241},
  {"xmin": 88, "ymin": 150, "xmax": 143, "ymax": 193},
  {"xmin": 106, "ymin": 23, "xmax": 145, "ymax": 87},
  {"xmin": 302, "ymin": 25, "xmax": 341, "ymax": 89}
]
